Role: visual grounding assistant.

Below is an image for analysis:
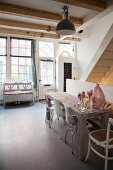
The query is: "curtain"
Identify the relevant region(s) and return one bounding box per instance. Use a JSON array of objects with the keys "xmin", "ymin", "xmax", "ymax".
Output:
[{"xmin": 31, "ymin": 40, "xmax": 37, "ymax": 89}]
